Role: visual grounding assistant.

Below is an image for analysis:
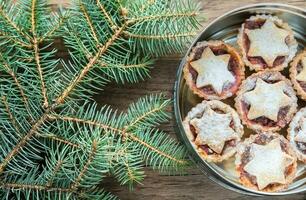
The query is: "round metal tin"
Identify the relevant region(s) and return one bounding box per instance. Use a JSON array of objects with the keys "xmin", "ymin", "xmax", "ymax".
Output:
[{"xmin": 174, "ymin": 3, "xmax": 306, "ymax": 196}]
